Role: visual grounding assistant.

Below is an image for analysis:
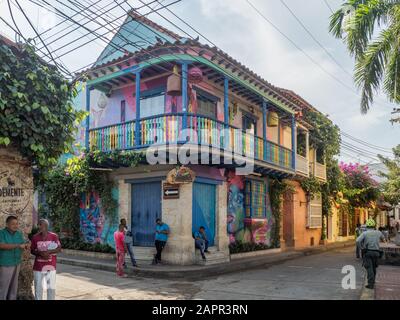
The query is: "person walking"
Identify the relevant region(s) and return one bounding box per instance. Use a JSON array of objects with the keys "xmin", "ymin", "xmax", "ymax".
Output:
[
  {"xmin": 114, "ymin": 224, "xmax": 127, "ymax": 277},
  {"xmin": 152, "ymin": 218, "xmax": 169, "ymax": 265},
  {"xmin": 194, "ymin": 226, "xmax": 209, "ymax": 261},
  {"xmin": 120, "ymin": 218, "xmax": 137, "ymax": 268},
  {"xmin": 356, "ymin": 219, "xmax": 386, "ymax": 290},
  {"xmin": 0, "ymin": 216, "xmax": 30, "ymax": 300},
  {"xmin": 31, "ymin": 219, "xmax": 62, "ymax": 300}
]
